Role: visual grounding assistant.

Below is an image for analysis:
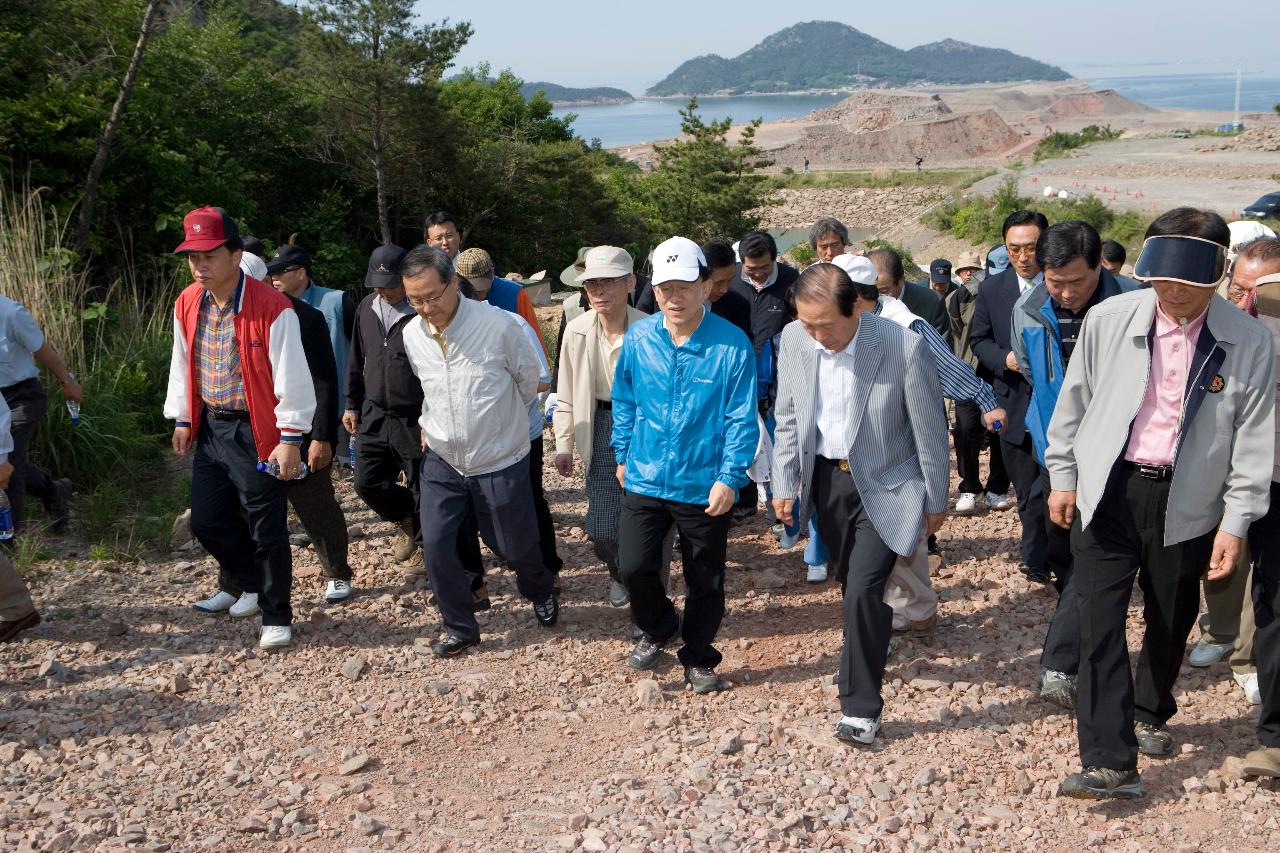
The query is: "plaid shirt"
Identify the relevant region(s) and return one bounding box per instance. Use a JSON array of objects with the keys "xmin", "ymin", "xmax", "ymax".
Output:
[{"xmin": 194, "ymin": 287, "xmax": 247, "ymax": 410}]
